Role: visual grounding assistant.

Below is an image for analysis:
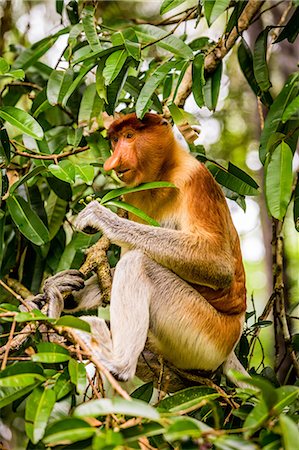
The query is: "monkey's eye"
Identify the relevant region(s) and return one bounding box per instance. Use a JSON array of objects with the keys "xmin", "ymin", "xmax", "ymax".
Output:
[
  {"xmin": 112, "ymin": 137, "xmax": 118, "ymax": 143},
  {"xmin": 126, "ymin": 132, "xmax": 133, "ymax": 139}
]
